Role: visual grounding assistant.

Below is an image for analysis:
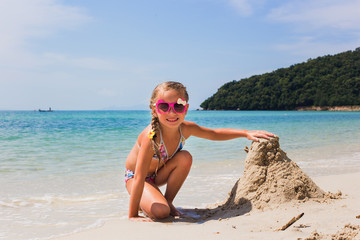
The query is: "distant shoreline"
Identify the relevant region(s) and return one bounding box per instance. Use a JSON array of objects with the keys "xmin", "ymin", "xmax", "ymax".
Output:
[
  {"xmin": 296, "ymin": 105, "xmax": 360, "ymax": 111},
  {"xmin": 197, "ymin": 105, "xmax": 360, "ymax": 111},
  {"xmin": 1, "ymin": 107, "xmax": 360, "ymax": 112}
]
